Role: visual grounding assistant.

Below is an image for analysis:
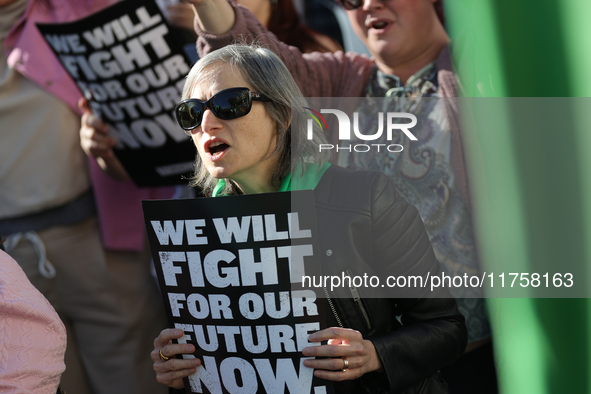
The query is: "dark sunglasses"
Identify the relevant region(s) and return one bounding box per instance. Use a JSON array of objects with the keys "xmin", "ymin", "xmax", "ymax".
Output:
[
  {"xmin": 338, "ymin": 0, "xmax": 391, "ymax": 10},
  {"xmin": 338, "ymin": 0, "xmax": 364, "ymax": 10},
  {"xmin": 174, "ymin": 87, "xmax": 272, "ymax": 132}
]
